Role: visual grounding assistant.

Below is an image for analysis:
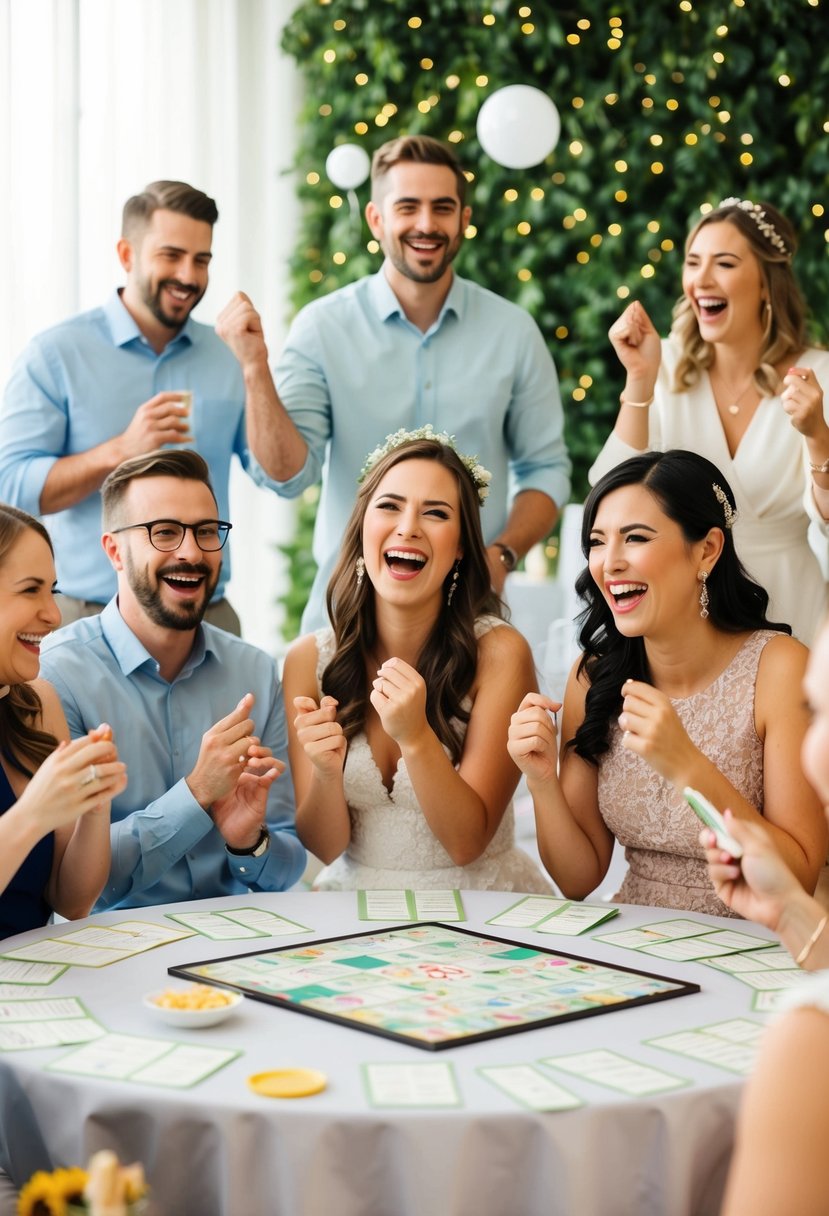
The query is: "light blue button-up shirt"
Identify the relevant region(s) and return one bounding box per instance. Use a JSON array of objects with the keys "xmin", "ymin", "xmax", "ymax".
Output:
[
  {"xmin": 274, "ymin": 270, "xmax": 572, "ymax": 630},
  {"xmin": 0, "ymin": 291, "xmax": 277, "ymax": 602},
  {"xmin": 39, "ymin": 600, "xmax": 305, "ymax": 911}
]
